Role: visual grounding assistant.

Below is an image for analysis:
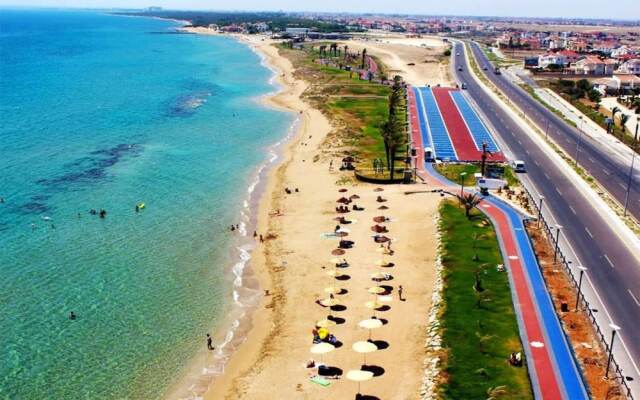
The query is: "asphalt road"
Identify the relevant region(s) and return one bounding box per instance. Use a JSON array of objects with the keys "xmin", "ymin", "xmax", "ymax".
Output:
[
  {"xmin": 467, "ymin": 41, "xmax": 640, "ymax": 221},
  {"xmin": 451, "ymin": 41, "xmax": 640, "ymax": 389}
]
